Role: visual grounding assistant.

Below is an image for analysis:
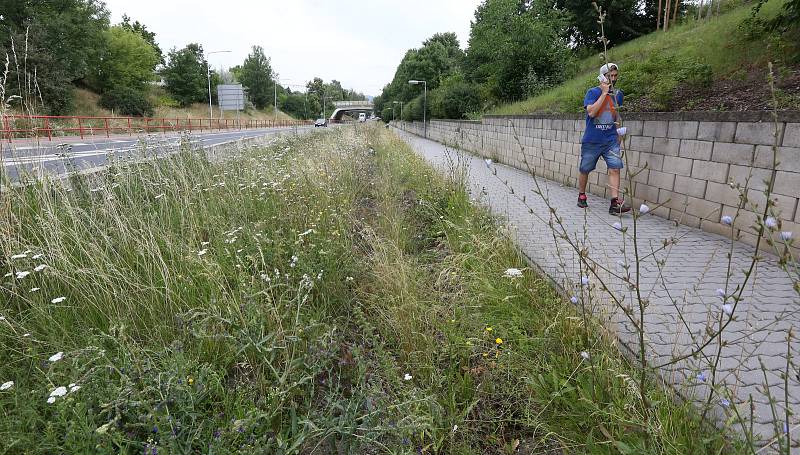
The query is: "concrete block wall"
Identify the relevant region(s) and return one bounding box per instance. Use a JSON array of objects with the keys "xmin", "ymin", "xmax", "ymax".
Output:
[{"xmin": 395, "ymin": 111, "xmax": 800, "ymax": 252}]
